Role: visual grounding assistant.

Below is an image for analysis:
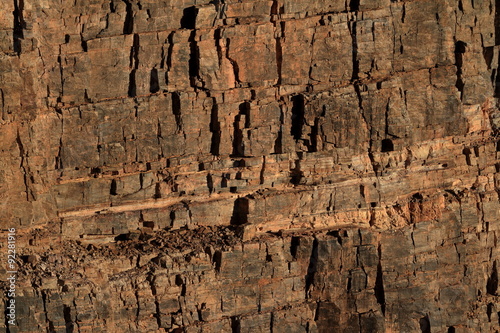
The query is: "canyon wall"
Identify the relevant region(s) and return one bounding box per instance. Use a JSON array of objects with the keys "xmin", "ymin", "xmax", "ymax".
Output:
[{"xmin": 1, "ymin": 0, "xmax": 500, "ymax": 331}]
